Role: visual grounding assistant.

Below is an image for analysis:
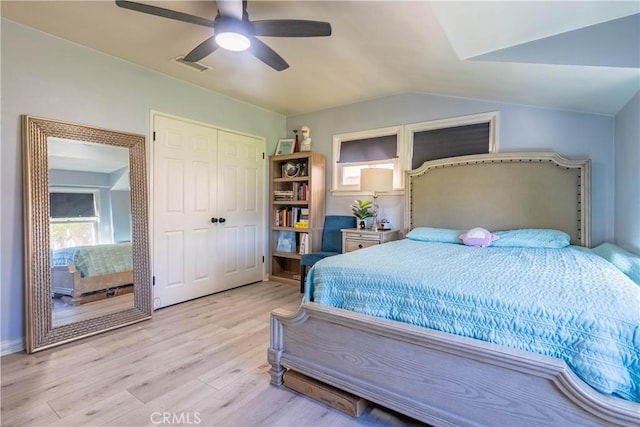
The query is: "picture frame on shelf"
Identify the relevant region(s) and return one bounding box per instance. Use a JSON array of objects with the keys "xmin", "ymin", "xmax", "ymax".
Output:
[{"xmin": 275, "ymin": 139, "xmax": 295, "ymax": 155}]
